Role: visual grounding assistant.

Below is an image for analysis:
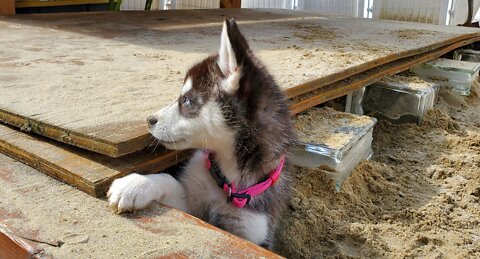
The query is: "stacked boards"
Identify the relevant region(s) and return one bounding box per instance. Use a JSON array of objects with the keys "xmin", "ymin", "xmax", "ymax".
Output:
[
  {"xmin": 0, "ymin": 124, "xmax": 190, "ymax": 196},
  {"xmin": 0, "ymin": 9, "xmax": 479, "ymax": 196}
]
